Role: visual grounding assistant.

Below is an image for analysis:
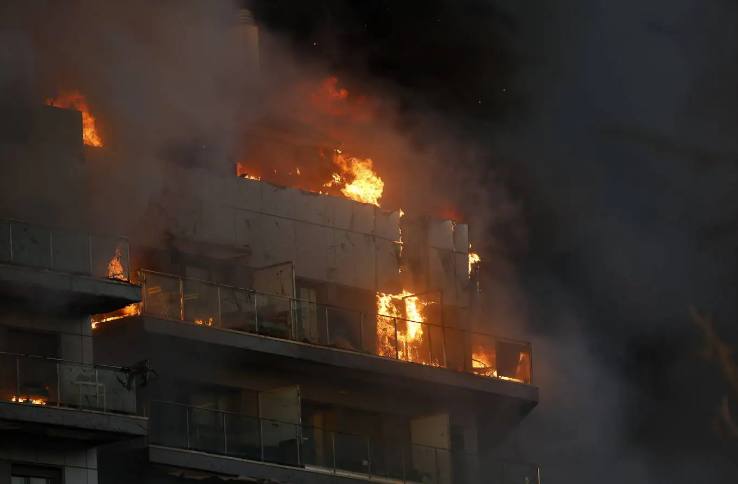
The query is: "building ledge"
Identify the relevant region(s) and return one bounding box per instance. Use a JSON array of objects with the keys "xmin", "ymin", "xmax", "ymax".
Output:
[
  {"xmin": 149, "ymin": 445, "xmax": 386, "ymax": 484},
  {"xmin": 0, "ymin": 263, "xmax": 140, "ymax": 313},
  {"xmin": 136, "ymin": 316, "xmax": 538, "ymax": 405},
  {"xmin": 0, "ymin": 401, "xmax": 148, "ymax": 443}
]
